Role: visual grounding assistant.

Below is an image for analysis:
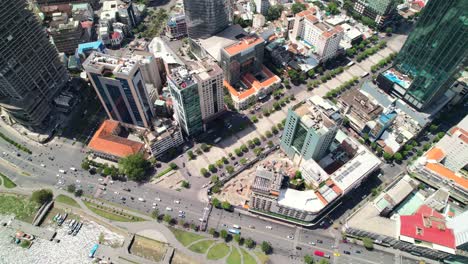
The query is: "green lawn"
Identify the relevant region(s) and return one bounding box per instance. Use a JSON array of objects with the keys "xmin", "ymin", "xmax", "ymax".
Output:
[
  {"xmin": 0, "ymin": 173, "xmax": 16, "ymax": 188},
  {"xmin": 226, "ymin": 246, "xmax": 242, "ymax": 264},
  {"xmin": 254, "ymin": 249, "xmax": 269, "ymax": 264},
  {"xmin": 188, "ymin": 240, "xmax": 215, "ymax": 254},
  {"xmin": 240, "ymin": 248, "xmax": 257, "ymax": 264},
  {"xmin": 83, "ymin": 201, "xmax": 144, "ymax": 222},
  {"xmin": 170, "ymin": 227, "xmax": 206, "ymax": 246},
  {"xmin": 206, "ymin": 243, "xmax": 230, "ymax": 260},
  {"xmin": 55, "ymin": 194, "xmax": 80, "ymax": 208},
  {"xmin": 0, "ymin": 194, "xmax": 38, "ymax": 223}
]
